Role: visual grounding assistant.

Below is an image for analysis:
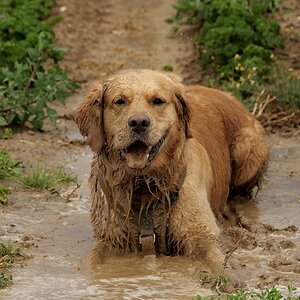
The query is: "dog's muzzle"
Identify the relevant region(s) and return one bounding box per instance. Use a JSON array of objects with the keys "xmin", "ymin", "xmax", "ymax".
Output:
[{"xmin": 119, "ymin": 135, "xmax": 166, "ymax": 168}]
